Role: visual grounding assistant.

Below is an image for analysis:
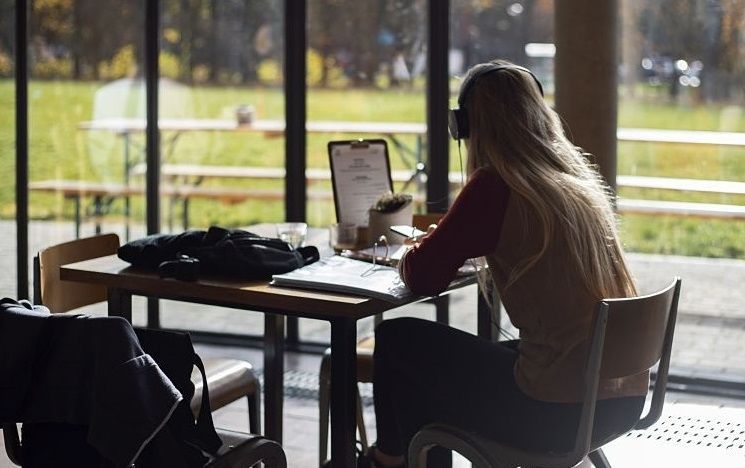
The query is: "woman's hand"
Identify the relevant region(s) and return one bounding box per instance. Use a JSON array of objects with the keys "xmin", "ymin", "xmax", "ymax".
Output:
[
  {"xmin": 403, "ymin": 224, "xmax": 437, "ymax": 245},
  {"xmin": 398, "ymin": 224, "xmax": 437, "ymax": 279}
]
